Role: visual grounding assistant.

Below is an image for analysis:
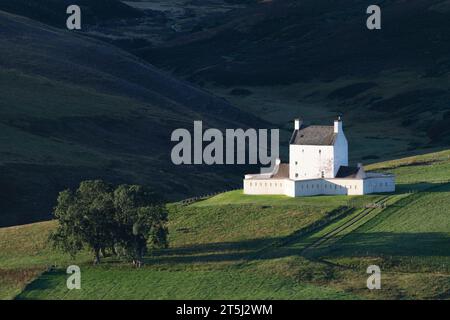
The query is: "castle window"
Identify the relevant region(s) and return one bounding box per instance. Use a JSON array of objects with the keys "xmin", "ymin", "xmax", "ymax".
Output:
[
  {"xmin": 295, "ymin": 173, "xmax": 298, "ymax": 178},
  {"xmin": 295, "ymin": 161, "xmax": 298, "ymax": 165},
  {"xmin": 319, "ymin": 149, "xmax": 321, "ymax": 154},
  {"xmin": 321, "ymin": 171, "xmax": 324, "ymax": 178}
]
